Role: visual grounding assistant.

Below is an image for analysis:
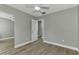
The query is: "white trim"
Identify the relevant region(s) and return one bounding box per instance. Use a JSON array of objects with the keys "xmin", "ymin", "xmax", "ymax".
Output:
[
  {"xmin": 15, "ymin": 40, "xmax": 37, "ymax": 48},
  {"xmin": 0, "ymin": 37, "xmax": 14, "ymax": 41},
  {"xmin": 43, "ymin": 40, "xmax": 79, "ymax": 52},
  {"xmin": 0, "ymin": 11, "xmax": 15, "ymax": 21},
  {"xmin": 77, "ymin": 50, "xmax": 79, "ymax": 53},
  {"xmin": 32, "ymin": 39, "xmax": 38, "ymax": 42},
  {"xmin": 32, "ymin": 19, "xmax": 38, "ymax": 41}
]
